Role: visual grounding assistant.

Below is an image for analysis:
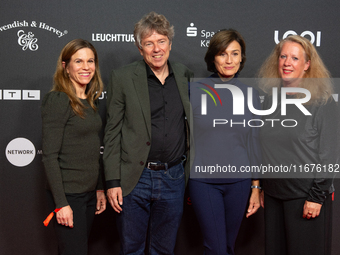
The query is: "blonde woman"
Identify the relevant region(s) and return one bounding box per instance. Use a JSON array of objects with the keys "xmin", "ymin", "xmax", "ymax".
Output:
[{"xmin": 259, "ymin": 35, "xmax": 338, "ymax": 255}]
